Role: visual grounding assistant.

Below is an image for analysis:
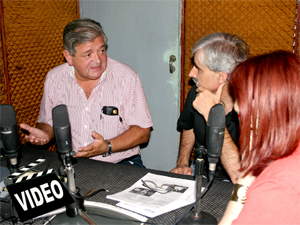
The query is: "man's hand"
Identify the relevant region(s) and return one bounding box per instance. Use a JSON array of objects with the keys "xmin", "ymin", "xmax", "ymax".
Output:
[
  {"xmin": 76, "ymin": 131, "xmax": 108, "ymax": 158},
  {"xmin": 171, "ymin": 165, "xmax": 193, "ymax": 175},
  {"xmin": 76, "ymin": 126, "xmax": 150, "ymax": 158},
  {"xmin": 193, "ymin": 83, "xmax": 225, "ymax": 121},
  {"xmin": 170, "ymin": 129, "xmax": 195, "ymax": 176},
  {"xmin": 20, "ymin": 123, "xmax": 52, "ymax": 145}
]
